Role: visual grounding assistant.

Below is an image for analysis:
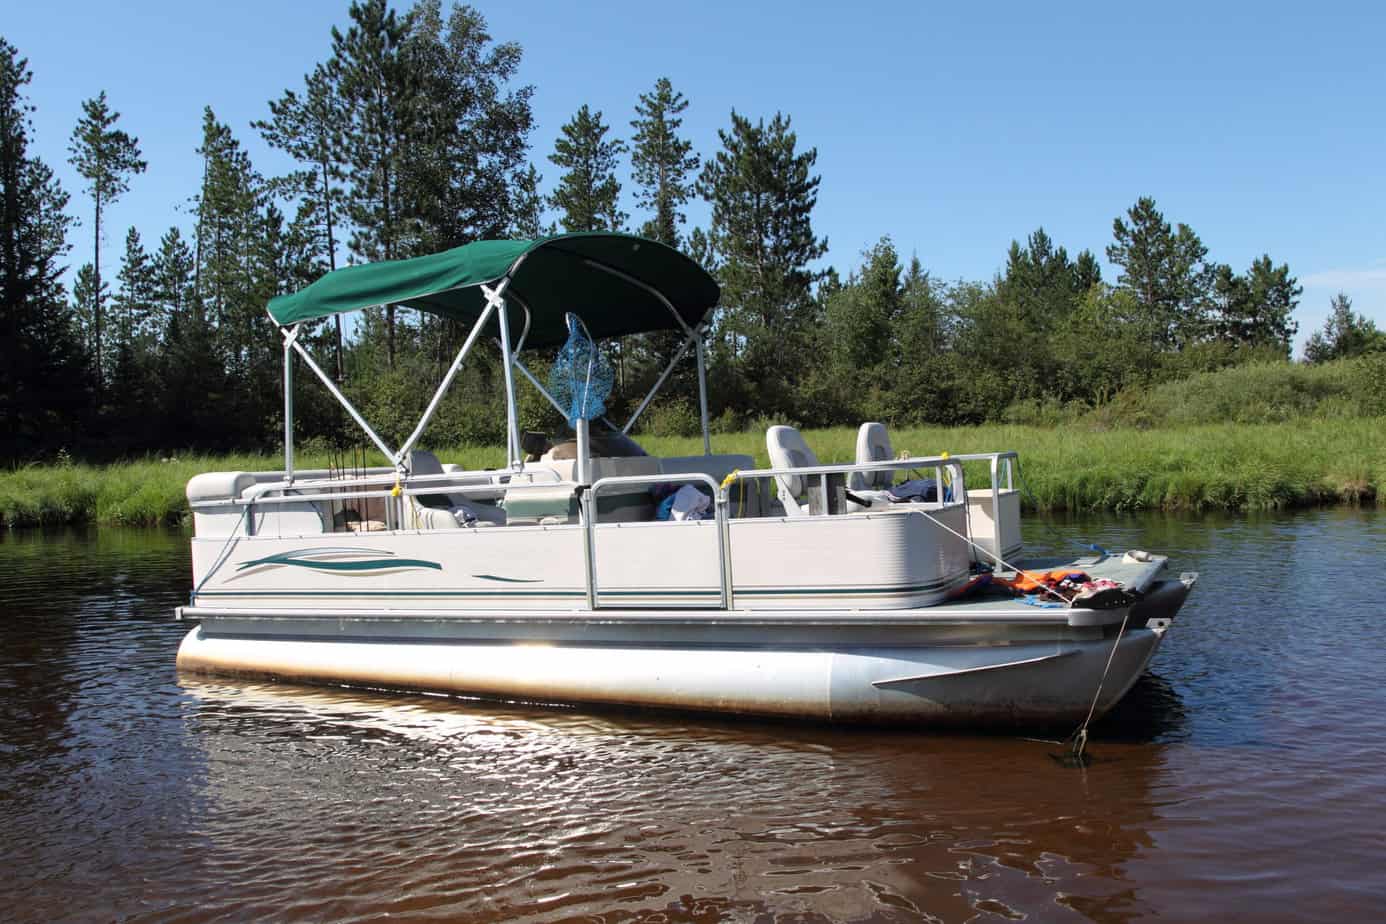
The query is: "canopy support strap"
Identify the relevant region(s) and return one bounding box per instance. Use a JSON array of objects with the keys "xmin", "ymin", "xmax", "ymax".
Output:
[
  {"xmin": 286, "ymin": 328, "xmax": 398, "ymax": 465},
  {"xmin": 622, "ymin": 329, "xmax": 698, "ymax": 435},
  {"xmin": 393, "ymin": 279, "xmax": 507, "ymax": 467}
]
